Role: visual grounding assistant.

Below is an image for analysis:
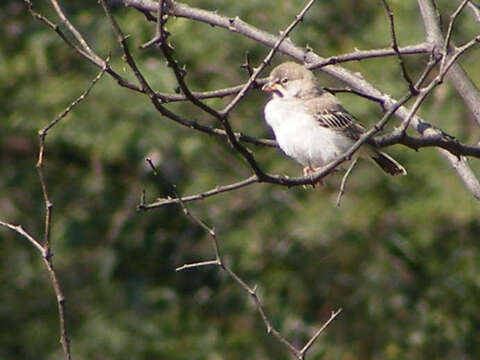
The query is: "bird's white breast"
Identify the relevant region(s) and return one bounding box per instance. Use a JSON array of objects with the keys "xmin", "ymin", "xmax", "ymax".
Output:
[{"xmin": 264, "ymin": 98, "xmax": 353, "ymax": 168}]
